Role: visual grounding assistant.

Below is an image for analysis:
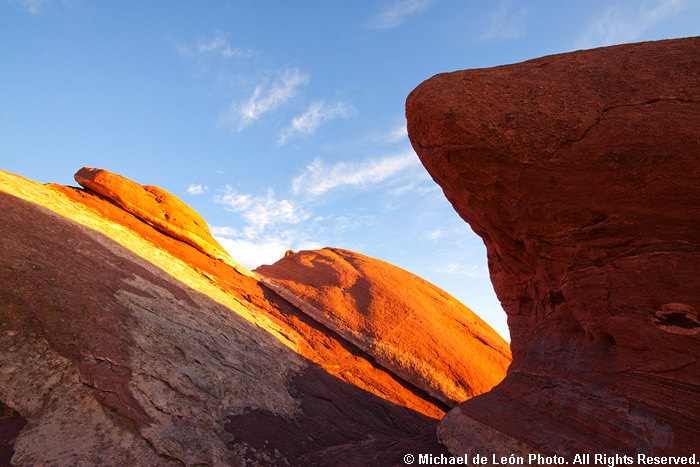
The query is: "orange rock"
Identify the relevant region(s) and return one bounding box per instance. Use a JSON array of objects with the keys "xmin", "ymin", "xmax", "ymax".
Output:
[
  {"xmin": 0, "ymin": 169, "xmax": 454, "ymax": 464},
  {"xmin": 406, "ymin": 37, "xmax": 700, "ymax": 458},
  {"xmin": 256, "ymin": 248, "xmax": 511, "ymax": 406},
  {"xmin": 74, "ymin": 167, "xmax": 253, "ymax": 276}
]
